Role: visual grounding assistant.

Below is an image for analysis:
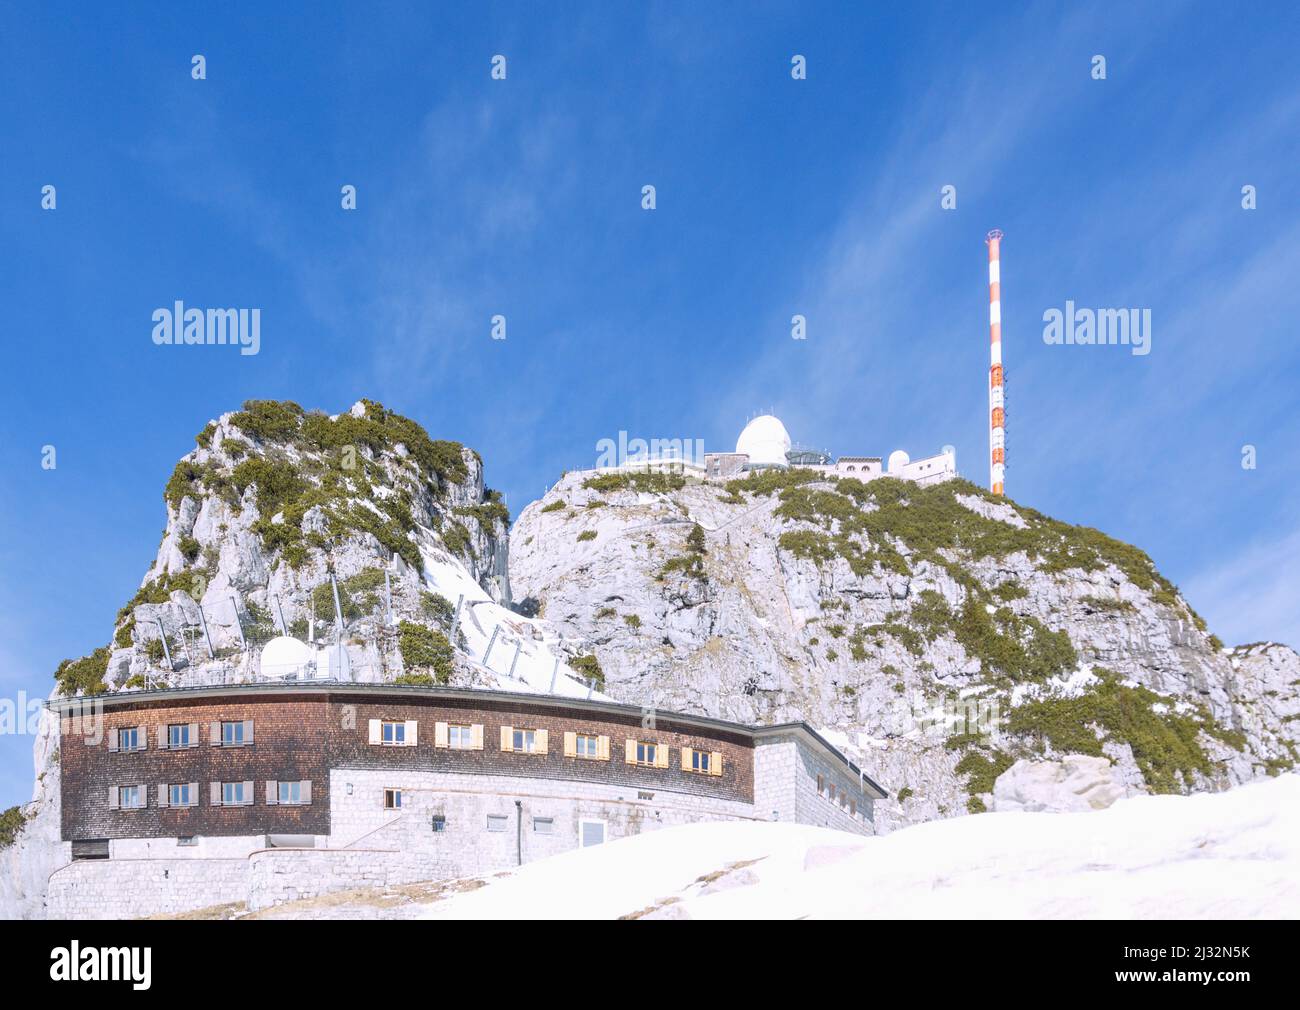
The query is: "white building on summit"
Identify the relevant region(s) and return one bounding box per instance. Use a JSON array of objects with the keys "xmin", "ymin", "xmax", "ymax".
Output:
[
  {"xmin": 698, "ymin": 414, "xmax": 957, "ymax": 486},
  {"xmin": 592, "ymin": 413, "xmax": 956, "ymax": 487}
]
